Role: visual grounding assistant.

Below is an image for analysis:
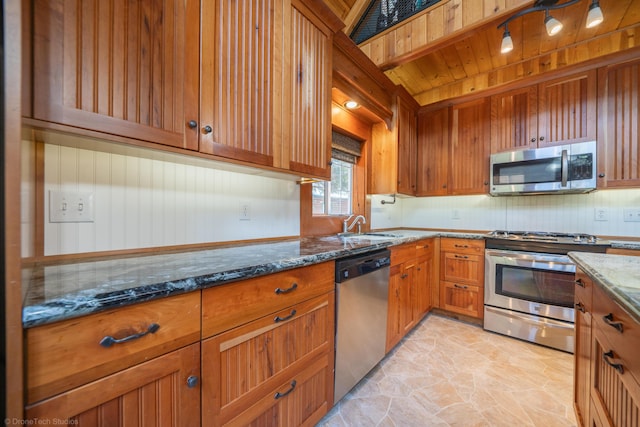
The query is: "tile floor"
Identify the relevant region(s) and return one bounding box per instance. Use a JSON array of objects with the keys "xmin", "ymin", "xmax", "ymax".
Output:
[{"xmin": 318, "ymin": 314, "xmax": 577, "ymax": 427}]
